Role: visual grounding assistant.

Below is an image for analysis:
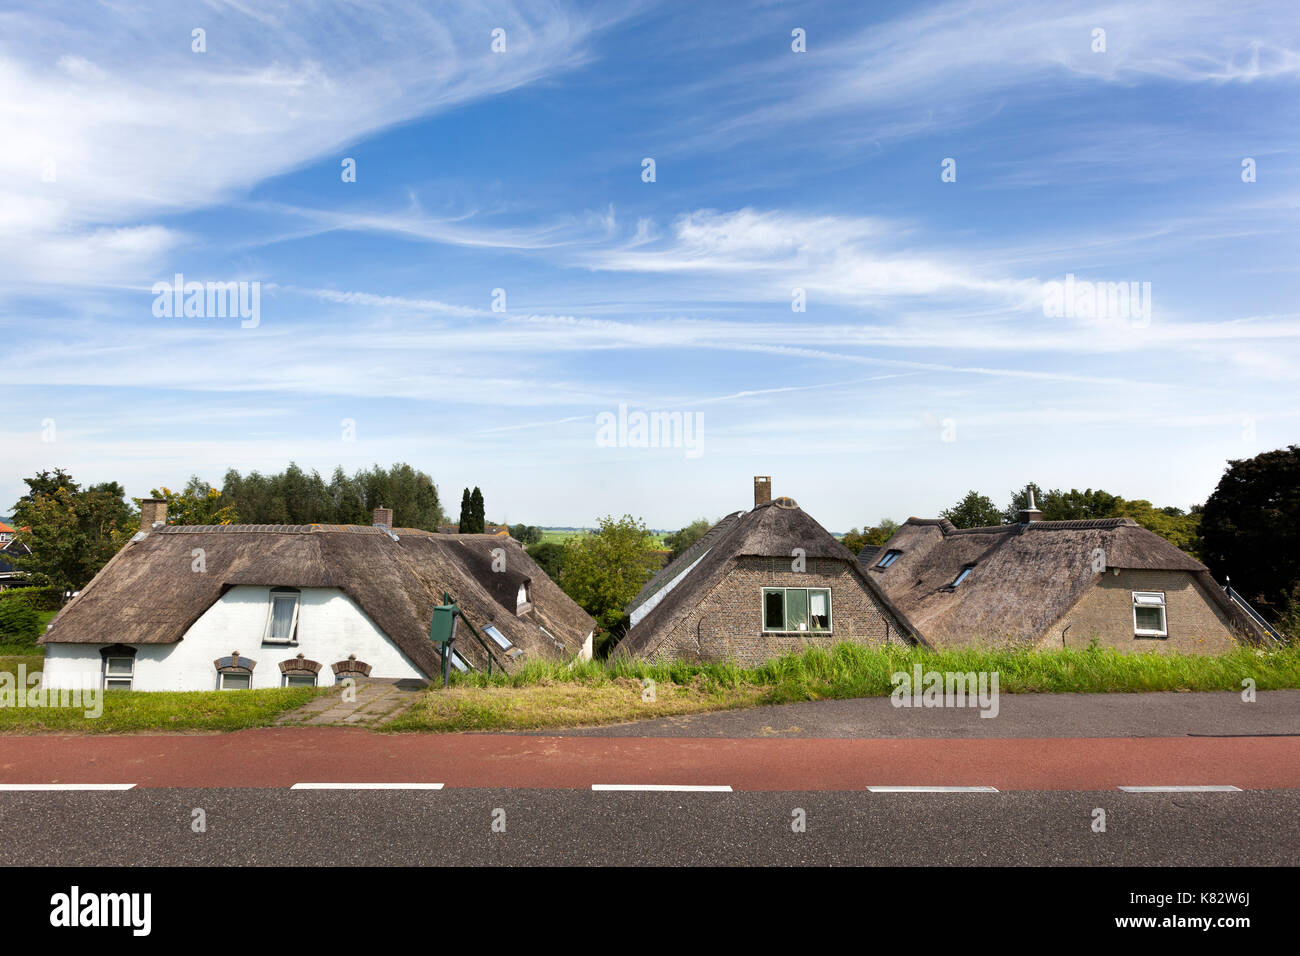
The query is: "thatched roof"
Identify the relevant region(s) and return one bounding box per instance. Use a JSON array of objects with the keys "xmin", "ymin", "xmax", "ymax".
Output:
[
  {"xmin": 618, "ymin": 499, "xmax": 921, "ymax": 659},
  {"xmin": 41, "ymin": 524, "xmax": 595, "ymax": 676},
  {"xmin": 626, "ymin": 511, "xmax": 745, "ymax": 616},
  {"xmin": 860, "ymin": 517, "xmax": 1262, "ymax": 646}
]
